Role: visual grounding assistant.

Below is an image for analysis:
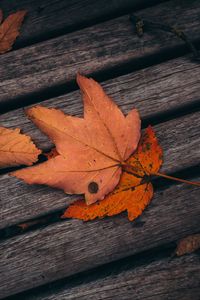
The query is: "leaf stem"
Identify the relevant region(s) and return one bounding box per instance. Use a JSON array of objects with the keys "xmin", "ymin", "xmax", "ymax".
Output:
[
  {"xmin": 154, "ymin": 172, "xmax": 200, "ymax": 187},
  {"xmin": 122, "ymin": 163, "xmax": 200, "ymax": 187}
]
